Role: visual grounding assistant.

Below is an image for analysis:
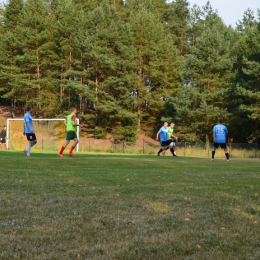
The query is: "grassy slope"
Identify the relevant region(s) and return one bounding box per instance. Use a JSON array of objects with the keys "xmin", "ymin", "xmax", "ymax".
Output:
[{"xmin": 0, "ymin": 151, "xmax": 259, "ymax": 260}]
